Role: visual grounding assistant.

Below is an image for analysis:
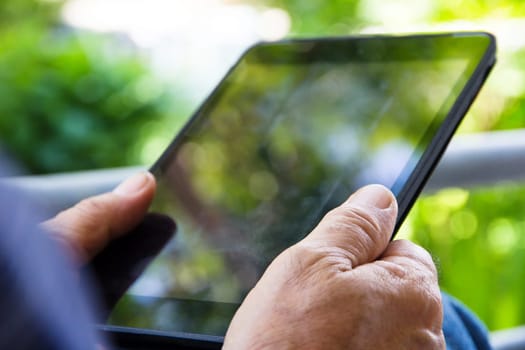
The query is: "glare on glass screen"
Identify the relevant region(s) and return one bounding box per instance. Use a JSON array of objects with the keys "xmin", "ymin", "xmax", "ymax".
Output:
[{"xmin": 121, "ymin": 58, "xmax": 467, "ymax": 307}]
